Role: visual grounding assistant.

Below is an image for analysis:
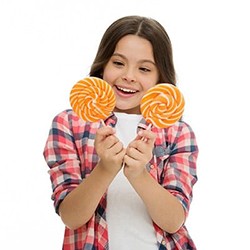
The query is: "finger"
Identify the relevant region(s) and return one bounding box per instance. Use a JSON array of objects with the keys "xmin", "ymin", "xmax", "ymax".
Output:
[
  {"xmin": 115, "ymin": 148, "xmax": 126, "ymax": 161},
  {"xmin": 126, "ymin": 146, "xmax": 143, "ymax": 160},
  {"xmin": 103, "ymin": 135, "xmax": 120, "ymax": 149},
  {"xmin": 137, "ymin": 130, "xmax": 156, "ymax": 145},
  {"xmin": 123, "ymin": 154, "xmax": 136, "ymax": 167},
  {"xmin": 109, "ymin": 141, "xmax": 124, "ymax": 155},
  {"xmin": 95, "ymin": 126, "xmax": 116, "ymax": 146},
  {"xmin": 128, "ymin": 139, "xmax": 149, "ymax": 153},
  {"xmin": 96, "ymin": 126, "xmax": 116, "ymax": 139}
]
